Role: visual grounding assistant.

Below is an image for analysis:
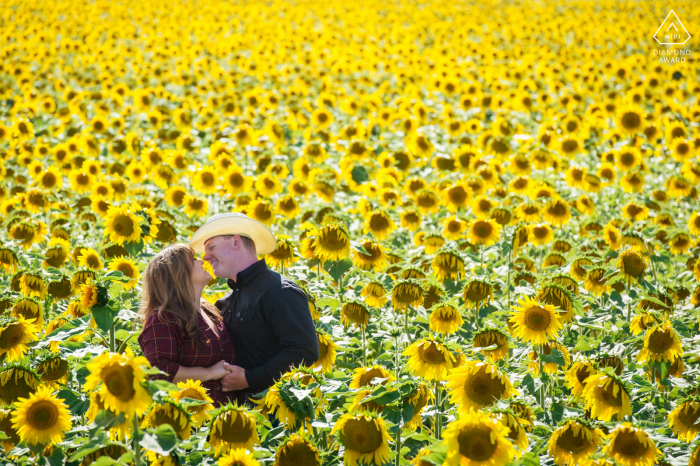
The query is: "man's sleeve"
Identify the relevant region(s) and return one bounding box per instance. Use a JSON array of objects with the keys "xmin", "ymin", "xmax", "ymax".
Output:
[{"xmin": 244, "ymin": 285, "xmax": 319, "ymax": 389}]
